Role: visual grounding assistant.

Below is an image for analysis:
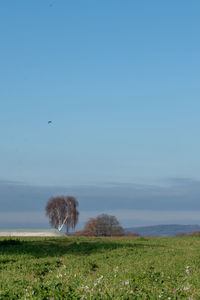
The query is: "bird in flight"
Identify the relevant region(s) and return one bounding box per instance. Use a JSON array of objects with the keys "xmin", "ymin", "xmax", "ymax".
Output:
[{"xmin": 48, "ymin": 121, "xmax": 52, "ymax": 124}]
